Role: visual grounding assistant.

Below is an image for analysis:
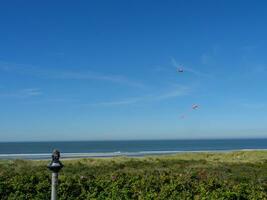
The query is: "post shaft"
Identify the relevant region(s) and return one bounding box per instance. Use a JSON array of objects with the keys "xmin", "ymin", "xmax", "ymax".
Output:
[{"xmin": 51, "ymin": 172, "xmax": 58, "ymax": 200}]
